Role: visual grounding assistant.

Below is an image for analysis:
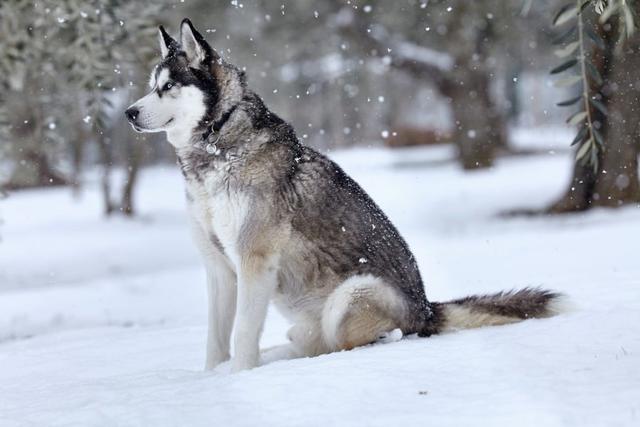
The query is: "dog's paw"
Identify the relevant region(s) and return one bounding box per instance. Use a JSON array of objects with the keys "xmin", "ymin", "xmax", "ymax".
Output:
[
  {"xmin": 376, "ymin": 328, "xmax": 403, "ymax": 344},
  {"xmin": 210, "ymin": 360, "xmax": 232, "ymax": 375},
  {"xmin": 230, "ymin": 355, "xmax": 259, "ymax": 373},
  {"xmin": 260, "ymin": 343, "xmax": 299, "ymax": 365}
]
